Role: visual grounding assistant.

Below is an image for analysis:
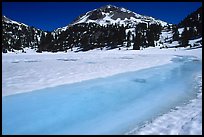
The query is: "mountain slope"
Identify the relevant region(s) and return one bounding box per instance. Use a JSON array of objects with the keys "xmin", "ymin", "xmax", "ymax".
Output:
[
  {"xmin": 178, "ymin": 7, "xmax": 202, "ymax": 37},
  {"xmin": 159, "ymin": 6, "xmax": 202, "ymax": 49},
  {"xmin": 178, "ymin": 7, "xmax": 202, "ymax": 28},
  {"xmin": 55, "ymin": 5, "xmax": 168, "ymax": 34},
  {"xmin": 2, "ymin": 15, "xmax": 46, "ymax": 52},
  {"xmin": 49, "ymin": 5, "xmax": 169, "ymax": 52},
  {"xmin": 72, "ymin": 5, "xmax": 168, "ymax": 27}
]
